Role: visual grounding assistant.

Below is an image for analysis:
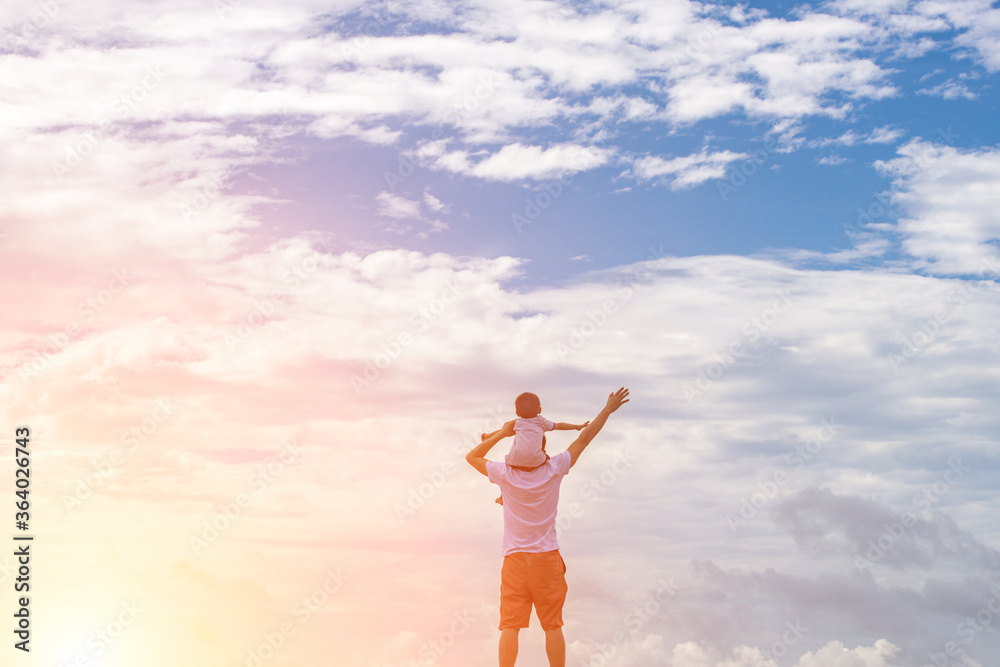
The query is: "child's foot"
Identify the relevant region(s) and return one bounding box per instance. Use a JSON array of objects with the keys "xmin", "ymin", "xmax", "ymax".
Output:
[{"xmin": 495, "ymin": 495, "xmax": 504, "ymax": 506}]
